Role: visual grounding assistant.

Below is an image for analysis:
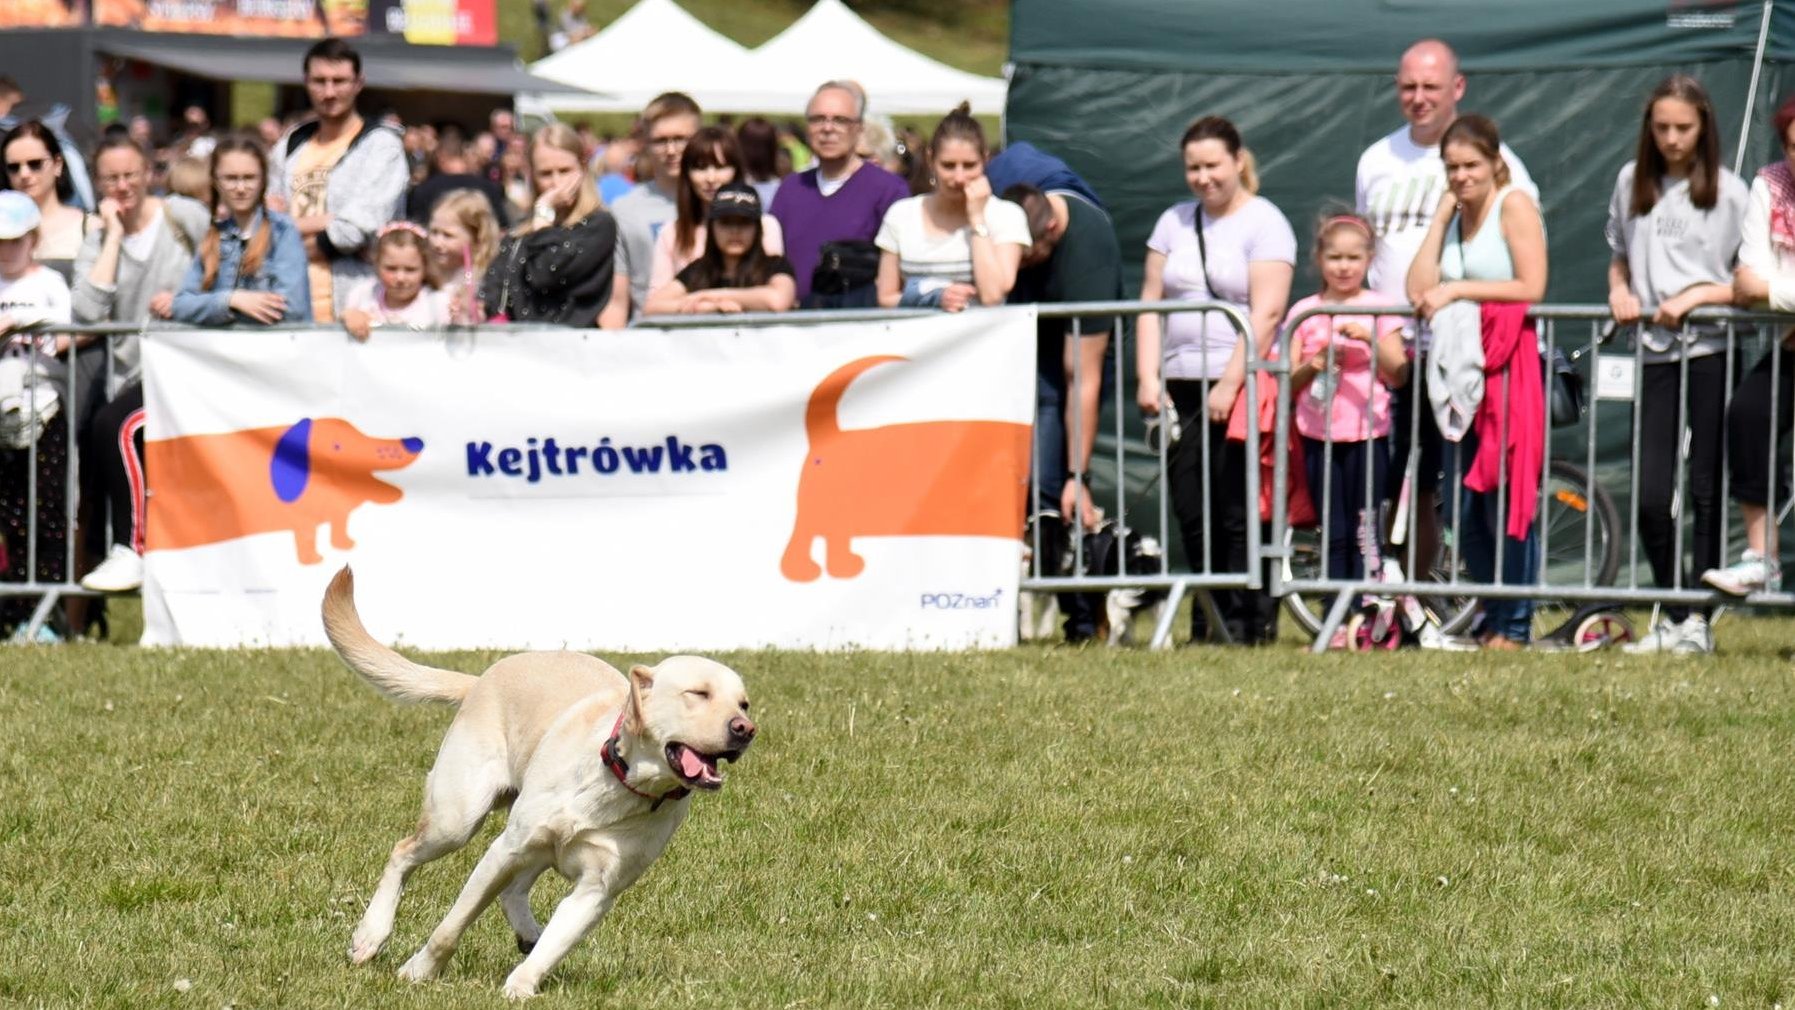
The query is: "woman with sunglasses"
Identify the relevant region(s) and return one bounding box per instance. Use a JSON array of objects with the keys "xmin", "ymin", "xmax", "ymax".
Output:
[{"xmin": 2, "ymin": 120, "xmax": 94, "ymax": 284}]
